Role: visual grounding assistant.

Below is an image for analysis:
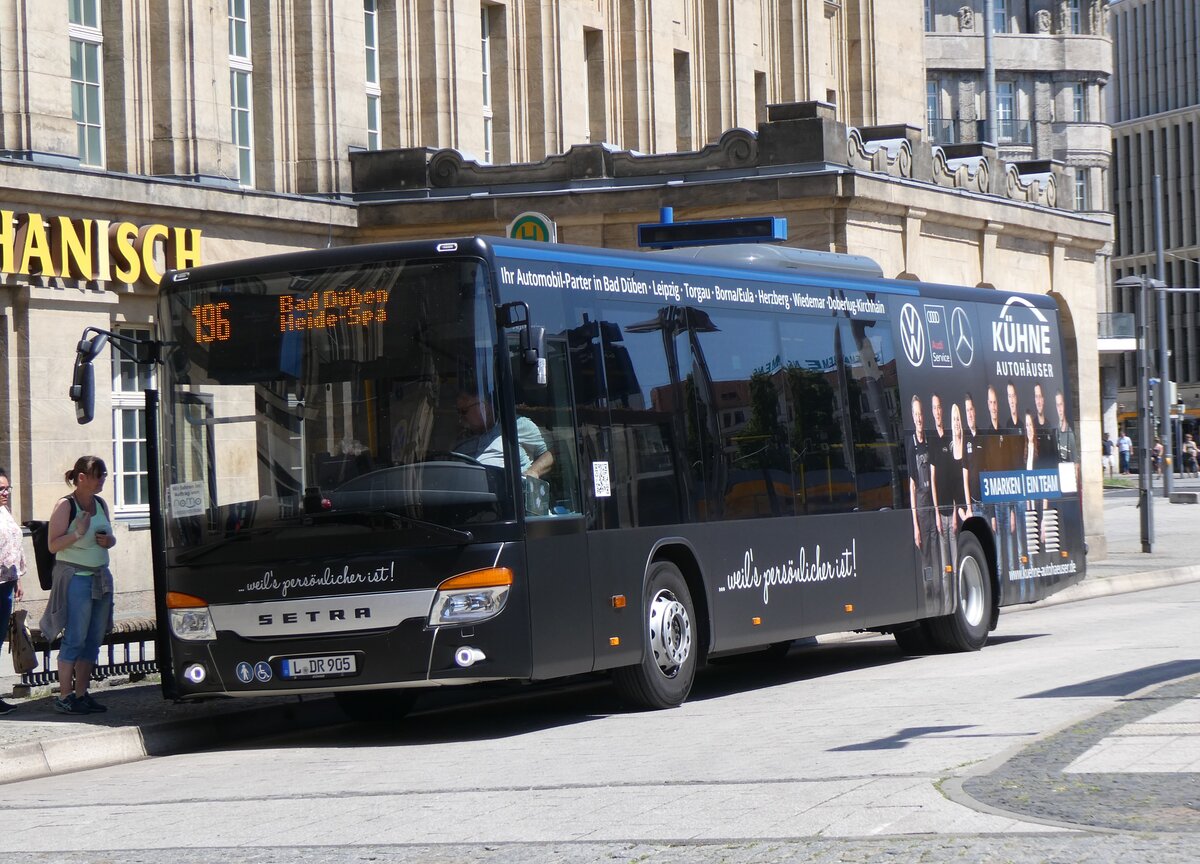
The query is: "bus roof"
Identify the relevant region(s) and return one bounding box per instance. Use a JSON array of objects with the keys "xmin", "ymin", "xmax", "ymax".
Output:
[{"xmin": 165, "ymin": 235, "xmax": 1058, "ymax": 312}]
